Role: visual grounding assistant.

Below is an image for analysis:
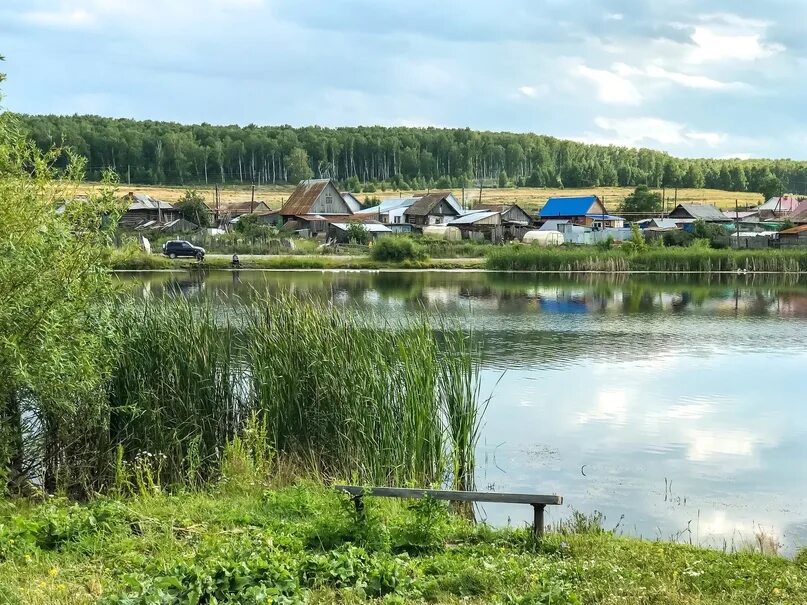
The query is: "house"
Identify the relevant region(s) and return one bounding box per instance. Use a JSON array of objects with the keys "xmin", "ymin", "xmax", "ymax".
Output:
[
  {"xmin": 758, "ymin": 196, "xmax": 804, "ymax": 219},
  {"xmin": 471, "ymin": 203, "xmax": 532, "ymax": 239},
  {"xmin": 538, "ymin": 195, "xmax": 624, "ymax": 228},
  {"xmin": 403, "ymin": 191, "xmax": 463, "ymax": 227},
  {"xmin": 221, "ymin": 201, "xmax": 272, "ymax": 219},
  {"xmin": 119, "ymin": 192, "xmax": 178, "ymax": 228},
  {"xmin": 668, "ymin": 204, "xmax": 730, "ymax": 223},
  {"xmin": 448, "ymin": 211, "xmax": 503, "ymax": 242},
  {"xmin": 788, "ymin": 200, "xmax": 807, "ymax": 224},
  {"xmin": 340, "ymin": 192, "xmax": 364, "ymax": 213},
  {"xmin": 327, "ymin": 221, "xmax": 392, "ymax": 243},
  {"xmin": 637, "ymin": 218, "xmax": 680, "ymax": 231},
  {"xmin": 778, "ymin": 224, "xmax": 807, "ymax": 248},
  {"xmin": 279, "ymin": 178, "xmax": 353, "ymax": 236}
]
